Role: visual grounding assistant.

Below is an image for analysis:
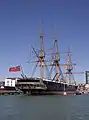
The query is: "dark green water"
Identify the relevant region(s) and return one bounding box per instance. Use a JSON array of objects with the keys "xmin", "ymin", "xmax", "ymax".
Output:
[{"xmin": 0, "ymin": 94, "xmax": 89, "ymax": 120}]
